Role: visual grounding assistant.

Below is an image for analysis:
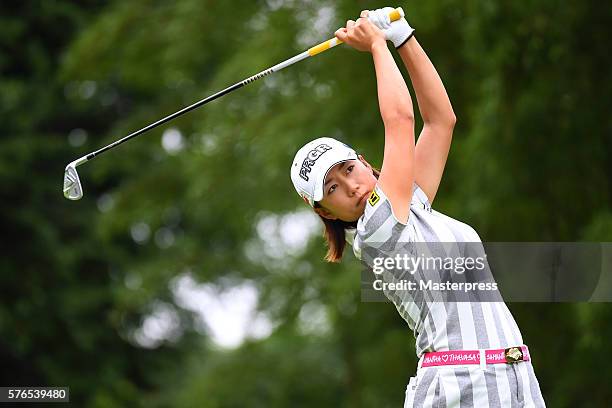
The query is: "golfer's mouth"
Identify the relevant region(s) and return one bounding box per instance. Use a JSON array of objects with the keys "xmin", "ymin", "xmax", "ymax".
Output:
[{"xmin": 357, "ymin": 191, "xmax": 369, "ymax": 207}]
